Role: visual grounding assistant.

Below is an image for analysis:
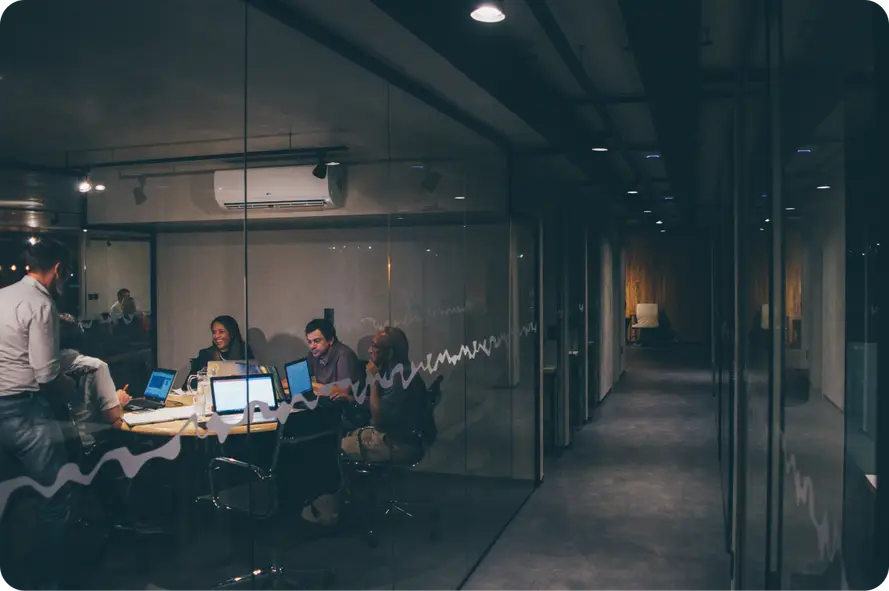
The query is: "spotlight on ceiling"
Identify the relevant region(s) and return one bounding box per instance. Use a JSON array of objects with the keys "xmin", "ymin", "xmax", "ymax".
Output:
[
  {"xmin": 454, "ymin": 195, "xmax": 466, "ymax": 200},
  {"xmin": 643, "ymin": 209, "xmax": 652, "ymax": 214},
  {"xmin": 592, "ymin": 147, "xmax": 609, "ymax": 152},
  {"xmin": 28, "ymin": 236, "xmax": 37, "ymax": 245},
  {"xmin": 77, "ymin": 178, "xmax": 93, "ymax": 193},
  {"xmin": 797, "ymin": 148, "xmax": 813, "ymax": 154},
  {"xmin": 655, "ymin": 220, "xmax": 663, "ymax": 225},
  {"xmin": 660, "ymin": 229, "xmax": 666, "ymax": 233},
  {"xmin": 627, "ymin": 190, "xmax": 638, "ymax": 195},
  {"xmin": 663, "ymin": 196, "xmax": 674, "ymax": 200},
  {"xmin": 816, "ymin": 185, "xmax": 831, "ymax": 190},
  {"xmin": 421, "ymin": 169, "xmax": 442, "ymax": 193},
  {"xmin": 94, "ymin": 183, "xmax": 106, "ymax": 192},
  {"xmin": 785, "ymin": 207, "xmax": 796, "ymax": 211},
  {"xmin": 470, "ymin": 0, "xmax": 506, "ymax": 23},
  {"xmin": 645, "ymin": 153, "xmax": 660, "ymax": 159},
  {"xmin": 312, "ymin": 162, "xmax": 328, "ymax": 179}
]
